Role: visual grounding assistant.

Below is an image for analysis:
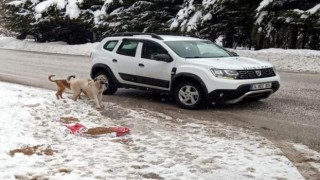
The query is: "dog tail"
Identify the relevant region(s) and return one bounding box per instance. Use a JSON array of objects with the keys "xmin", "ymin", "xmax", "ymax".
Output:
[
  {"xmin": 67, "ymin": 75, "xmax": 76, "ymax": 81},
  {"xmin": 48, "ymin": 75, "xmax": 56, "ymax": 82}
]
